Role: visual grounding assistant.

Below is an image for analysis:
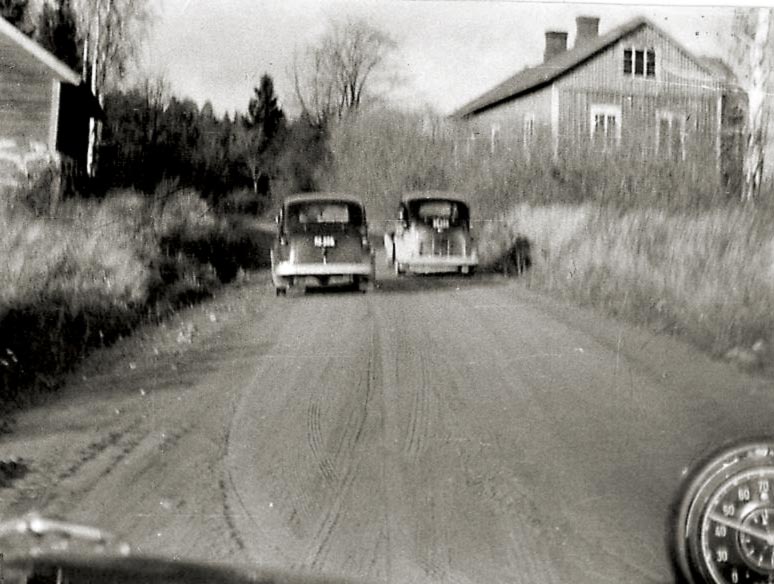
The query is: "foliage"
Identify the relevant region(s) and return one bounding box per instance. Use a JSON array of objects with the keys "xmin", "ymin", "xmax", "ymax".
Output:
[
  {"xmin": 277, "ymin": 114, "xmax": 331, "ymax": 193},
  {"xmin": 97, "ymin": 75, "xmax": 326, "ymax": 204},
  {"xmin": 239, "ymin": 74, "xmax": 287, "ymax": 196},
  {"xmin": 35, "ymin": 0, "xmax": 82, "ymax": 71},
  {"xmin": 731, "ymin": 7, "xmax": 774, "ymax": 202},
  {"xmin": 0, "ymin": 188, "xmax": 271, "ymax": 410},
  {"xmin": 73, "ymin": 0, "xmax": 152, "ymax": 92},
  {"xmin": 97, "ymin": 89, "xmax": 250, "ymax": 198},
  {"xmin": 0, "ymin": 0, "xmax": 32, "ymax": 34},
  {"xmin": 478, "ymin": 203, "xmax": 774, "ymax": 362},
  {"xmin": 322, "ymin": 107, "xmax": 733, "ymax": 225}
]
